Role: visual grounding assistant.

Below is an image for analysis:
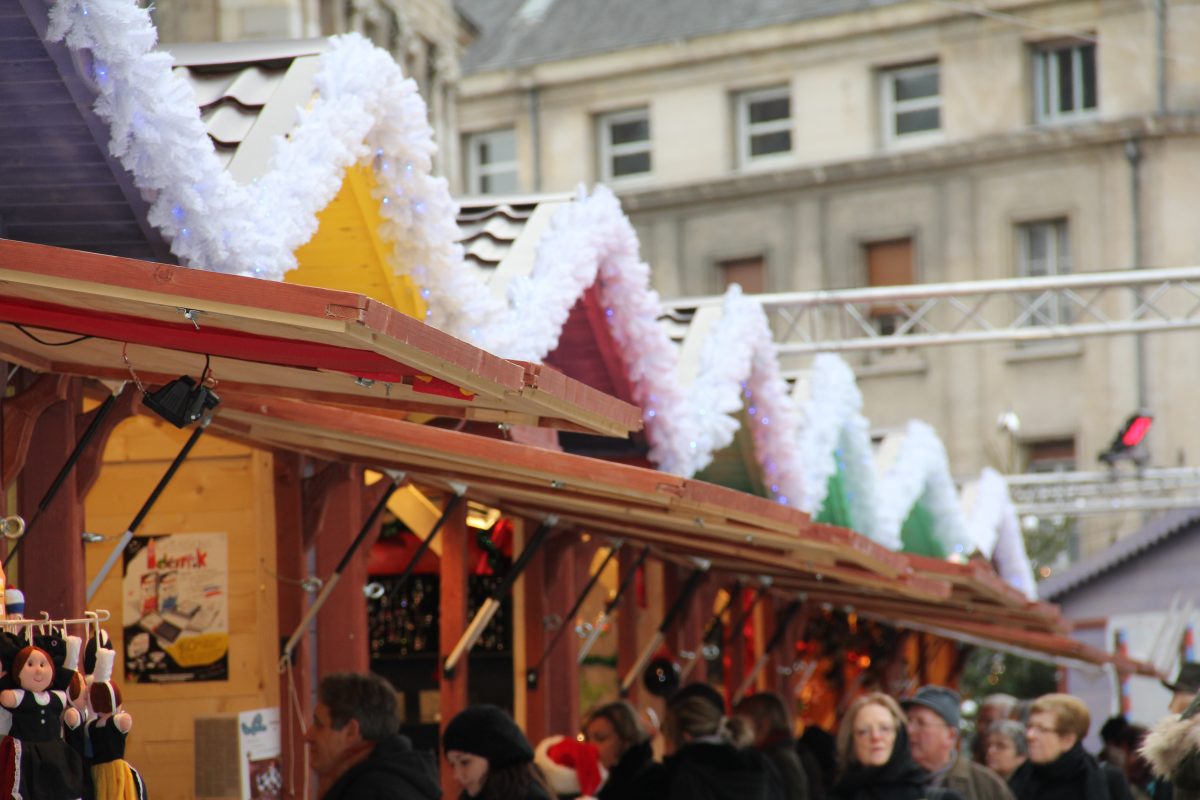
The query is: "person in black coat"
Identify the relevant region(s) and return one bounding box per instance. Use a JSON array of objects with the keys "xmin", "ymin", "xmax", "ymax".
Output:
[
  {"xmin": 583, "ymin": 701, "xmax": 653, "ymax": 800},
  {"xmin": 631, "ymin": 691, "xmax": 779, "ymax": 800},
  {"xmin": 444, "ymin": 704, "xmax": 553, "ymax": 800},
  {"xmin": 1007, "ymin": 693, "xmax": 1117, "ymax": 800},
  {"xmin": 829, "ymin": 692, "xmax": 963, "ymax": 800},
  {"xmin": 305, "ymin": 672, "xmax": 440, "ymax": 800},
  {"xmin": 736, "ymin": 691, "xmax": 814, "ymax": 800}
]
